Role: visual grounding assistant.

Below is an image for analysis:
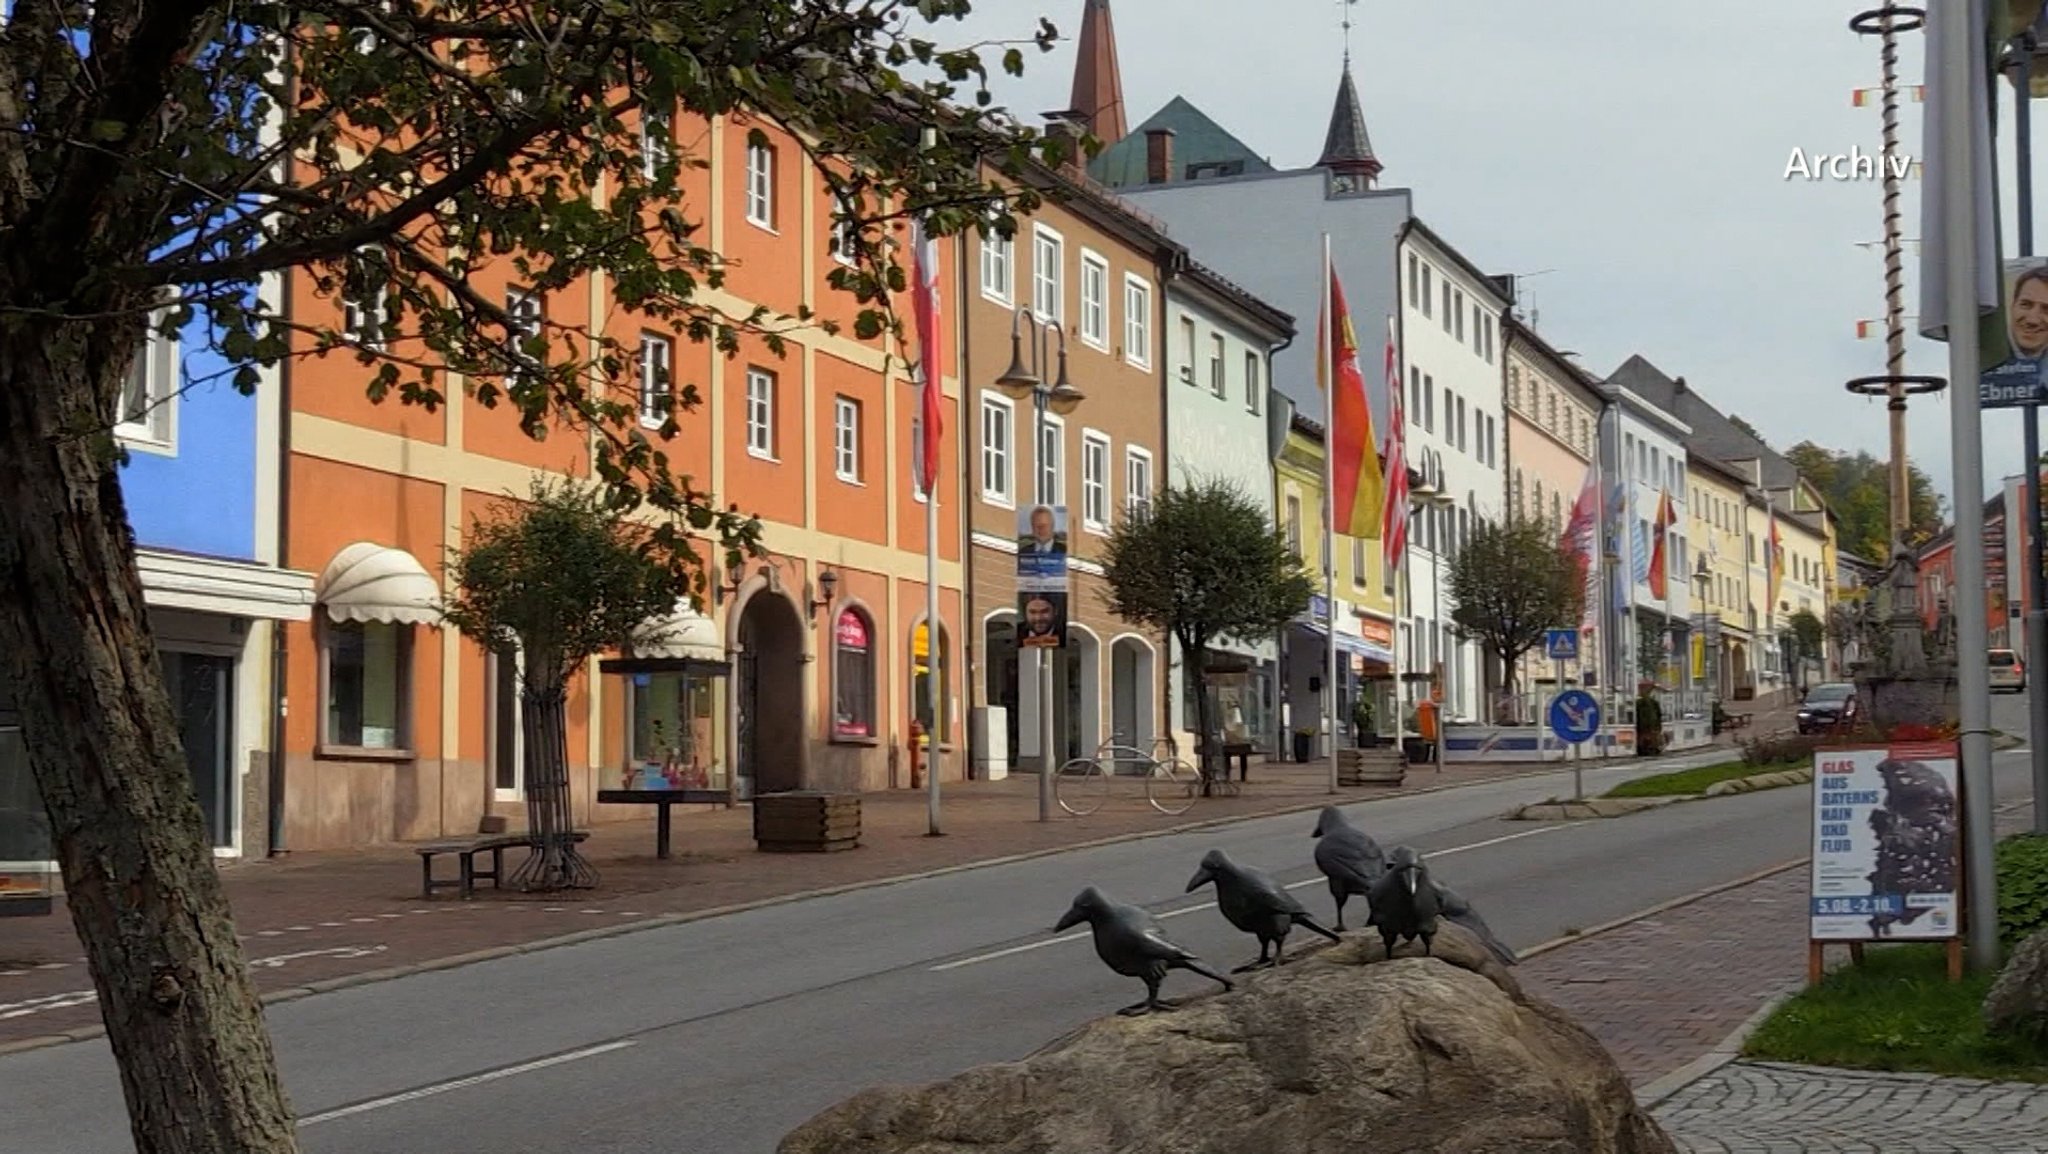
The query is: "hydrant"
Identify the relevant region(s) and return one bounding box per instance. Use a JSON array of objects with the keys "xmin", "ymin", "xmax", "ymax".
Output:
[{"xmin": 908, "ymin": 720, "xmax": 926, "ymax": 789}]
